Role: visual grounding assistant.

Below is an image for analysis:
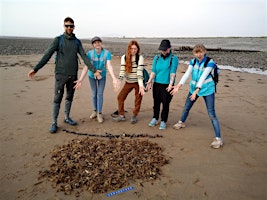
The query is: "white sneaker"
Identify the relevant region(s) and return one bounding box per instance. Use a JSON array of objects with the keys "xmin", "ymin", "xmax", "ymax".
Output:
[
  {"xmin": 97, "ymin": 113, "xmax": 104, "ymax": 123},
  {"xmin": 210, "ymin": 137, "xmax": 223, "ymax": 149},
  {"xmin": 173, "ymin": 121, "xmax": 185, "ymax": 129},
  {"xmin": 90, "ymin": 111, "xmax": 97, "ymax": 119}
]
